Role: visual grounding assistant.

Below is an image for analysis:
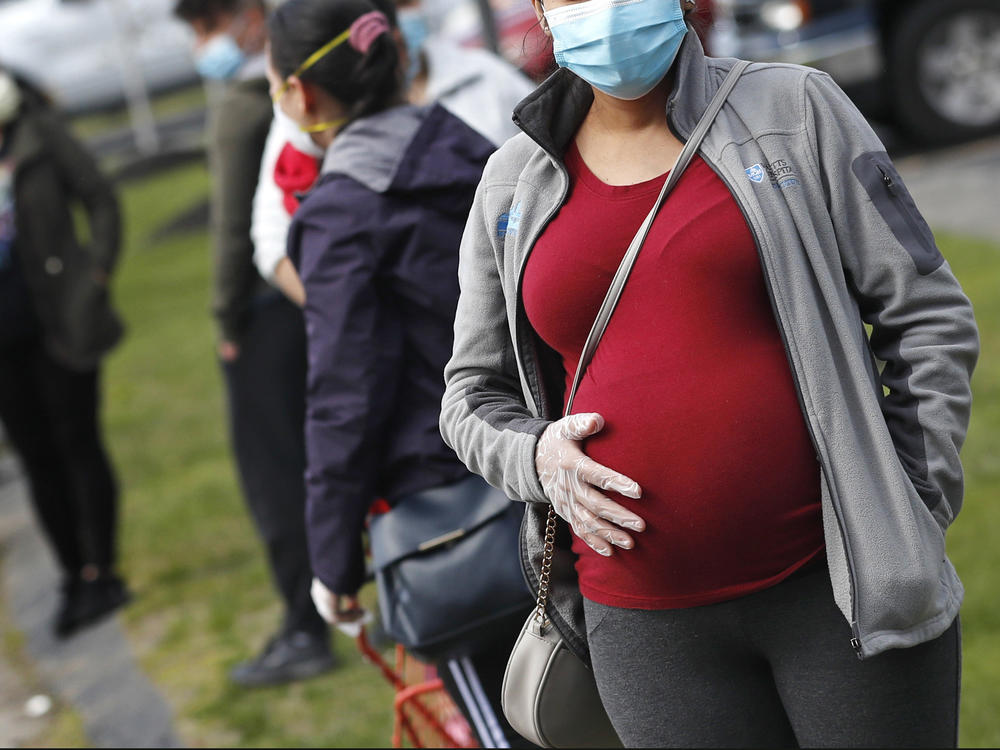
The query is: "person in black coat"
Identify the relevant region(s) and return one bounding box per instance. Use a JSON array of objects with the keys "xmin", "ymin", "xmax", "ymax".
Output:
[{"xmin": 0, "ymin": 68, "xmax": 128, "ymax": 638}]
